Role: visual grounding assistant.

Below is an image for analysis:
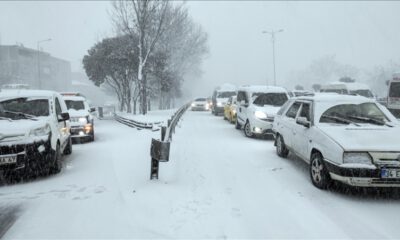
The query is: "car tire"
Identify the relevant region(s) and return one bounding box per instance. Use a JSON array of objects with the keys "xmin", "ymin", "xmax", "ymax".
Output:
[
  {"xmin": 244, "ymin": 121, "xmax": 254, "ymax": 138},
  {"xmin": 50, "ymin": 143, "xmax": 62, "ymax": 174},
  {"xmin": 310, "ymin": 152, "xmax": 331, "ymax": 189},
  {"xmin": 63, "ymin": 137, "xmax": 72, "ymax": 155},
  {"xmin": 235, "ymin": 118, "xmax": 241, "ymax": 129},
  {"xmin": 276, "ymin": 134, "xmax": 289, "ymax": 158}
]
